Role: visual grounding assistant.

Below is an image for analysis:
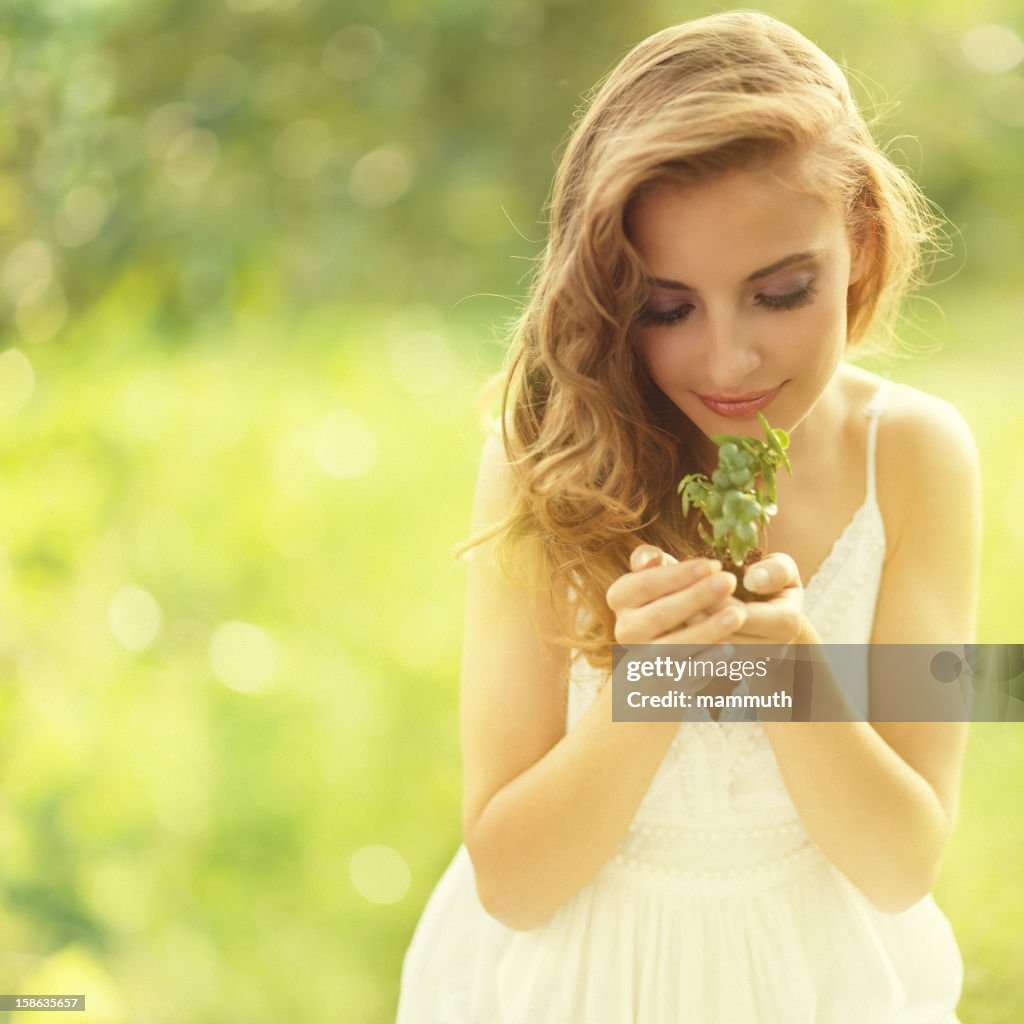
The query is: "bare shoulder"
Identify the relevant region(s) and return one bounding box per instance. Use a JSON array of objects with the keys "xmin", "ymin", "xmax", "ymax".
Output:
[
  {"xmin": 867, "ymin": 379, "xmax": 981, "ymax": 650},
  {"xmin": 833, "ymin": 364, "xmax": 980, "ymax": 555},
  {"xmin": 473, "ymin": 426, "xmax": 515, "ymax": 517},
  {"xmin": 876, "ymin": 380, "xmax": 979, "ymax": 505},
  {"xmin": 465, "ymin": 427, "xmax": 522, "ymax": 563}
]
